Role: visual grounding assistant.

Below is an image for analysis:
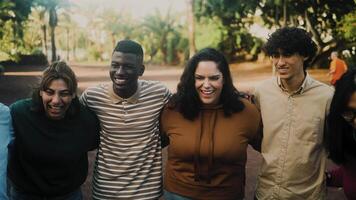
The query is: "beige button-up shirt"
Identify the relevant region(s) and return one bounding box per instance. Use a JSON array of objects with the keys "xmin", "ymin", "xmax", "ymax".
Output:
[{"xmin": 253, "ymin": 74, "xmax": 334, "ymax": 200}]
